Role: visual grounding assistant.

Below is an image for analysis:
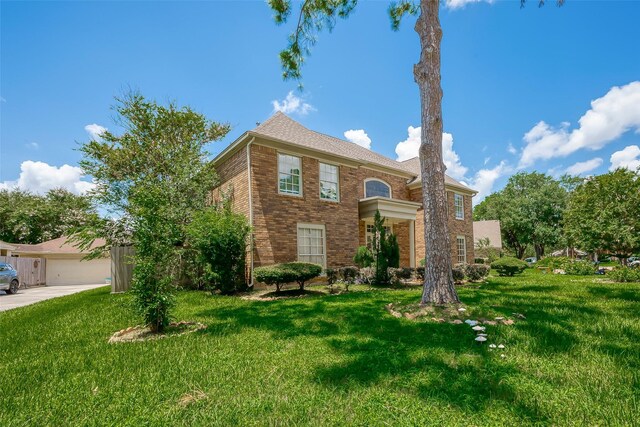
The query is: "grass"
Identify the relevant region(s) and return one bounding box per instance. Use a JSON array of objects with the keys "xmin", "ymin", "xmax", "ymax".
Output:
[{"xmin": 1, "ymin": 270, "xmax": 639, "ymax": 426}]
